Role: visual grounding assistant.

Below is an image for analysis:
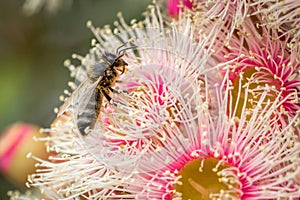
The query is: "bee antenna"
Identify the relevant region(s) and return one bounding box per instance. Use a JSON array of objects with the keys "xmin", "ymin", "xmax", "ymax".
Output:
[
  {"xmin": 115, "ymin": 42, "xmax": 128, "ymax": 55},
  {"xmin": 117, "ymin": 45, "xmax": 137, "ymax": 55}
]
